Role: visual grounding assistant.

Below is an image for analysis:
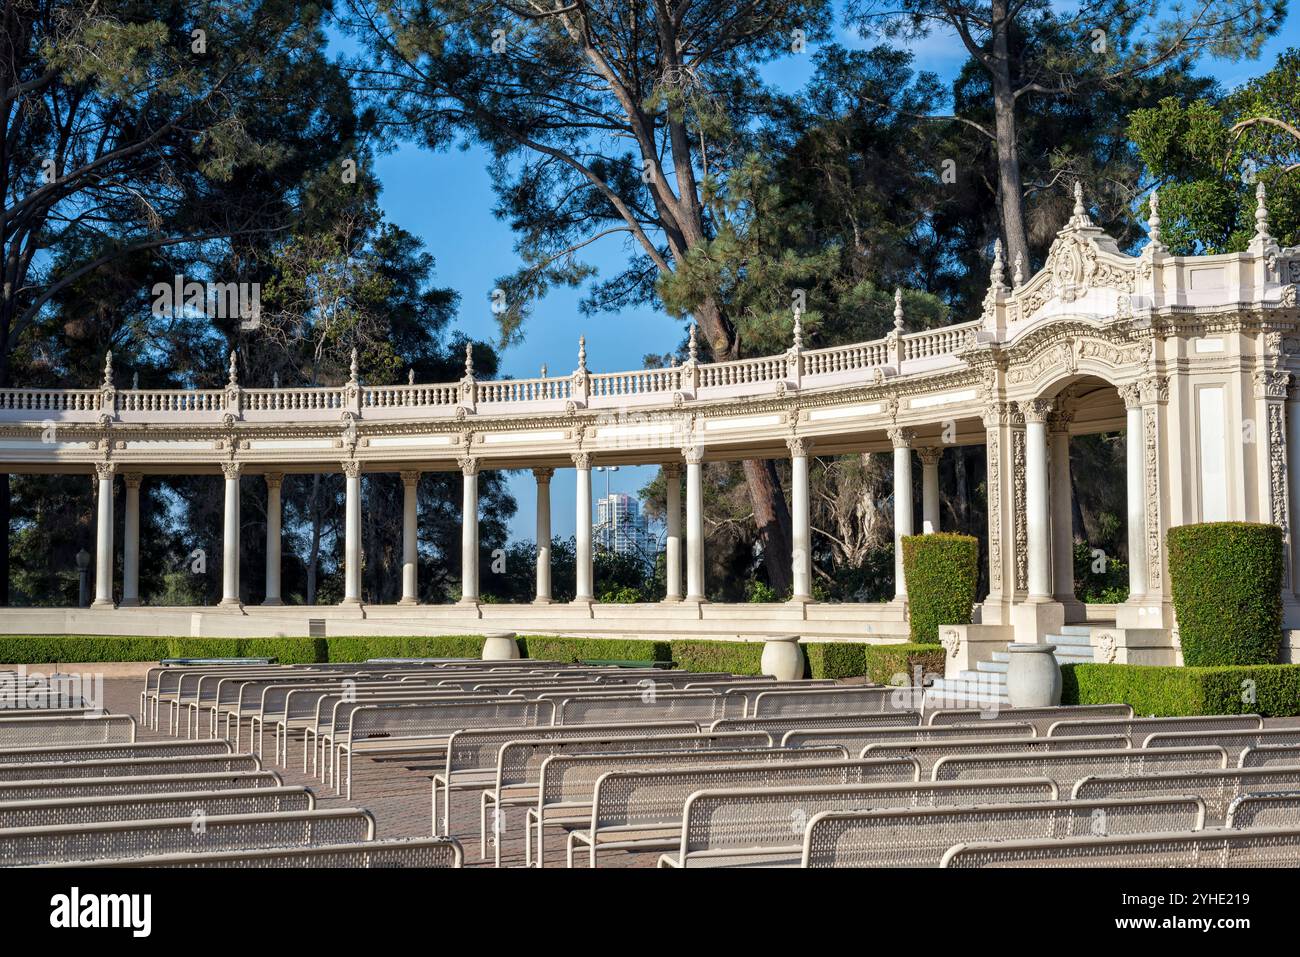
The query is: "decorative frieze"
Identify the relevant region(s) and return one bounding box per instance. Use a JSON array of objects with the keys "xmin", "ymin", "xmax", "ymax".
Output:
[{"xmin": 1013, "ymin": 427, "xmax": 1027, "ymax": 591}]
